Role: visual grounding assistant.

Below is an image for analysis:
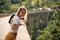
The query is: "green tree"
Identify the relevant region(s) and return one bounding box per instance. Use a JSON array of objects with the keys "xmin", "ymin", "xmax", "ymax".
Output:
[
  {"xmin": 0, "ymin": 0, "xmax": 11, "ymax": 13},
  {"xmin": 36, "ymin": 11, "xmax": 60, "ymax": 40}
]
